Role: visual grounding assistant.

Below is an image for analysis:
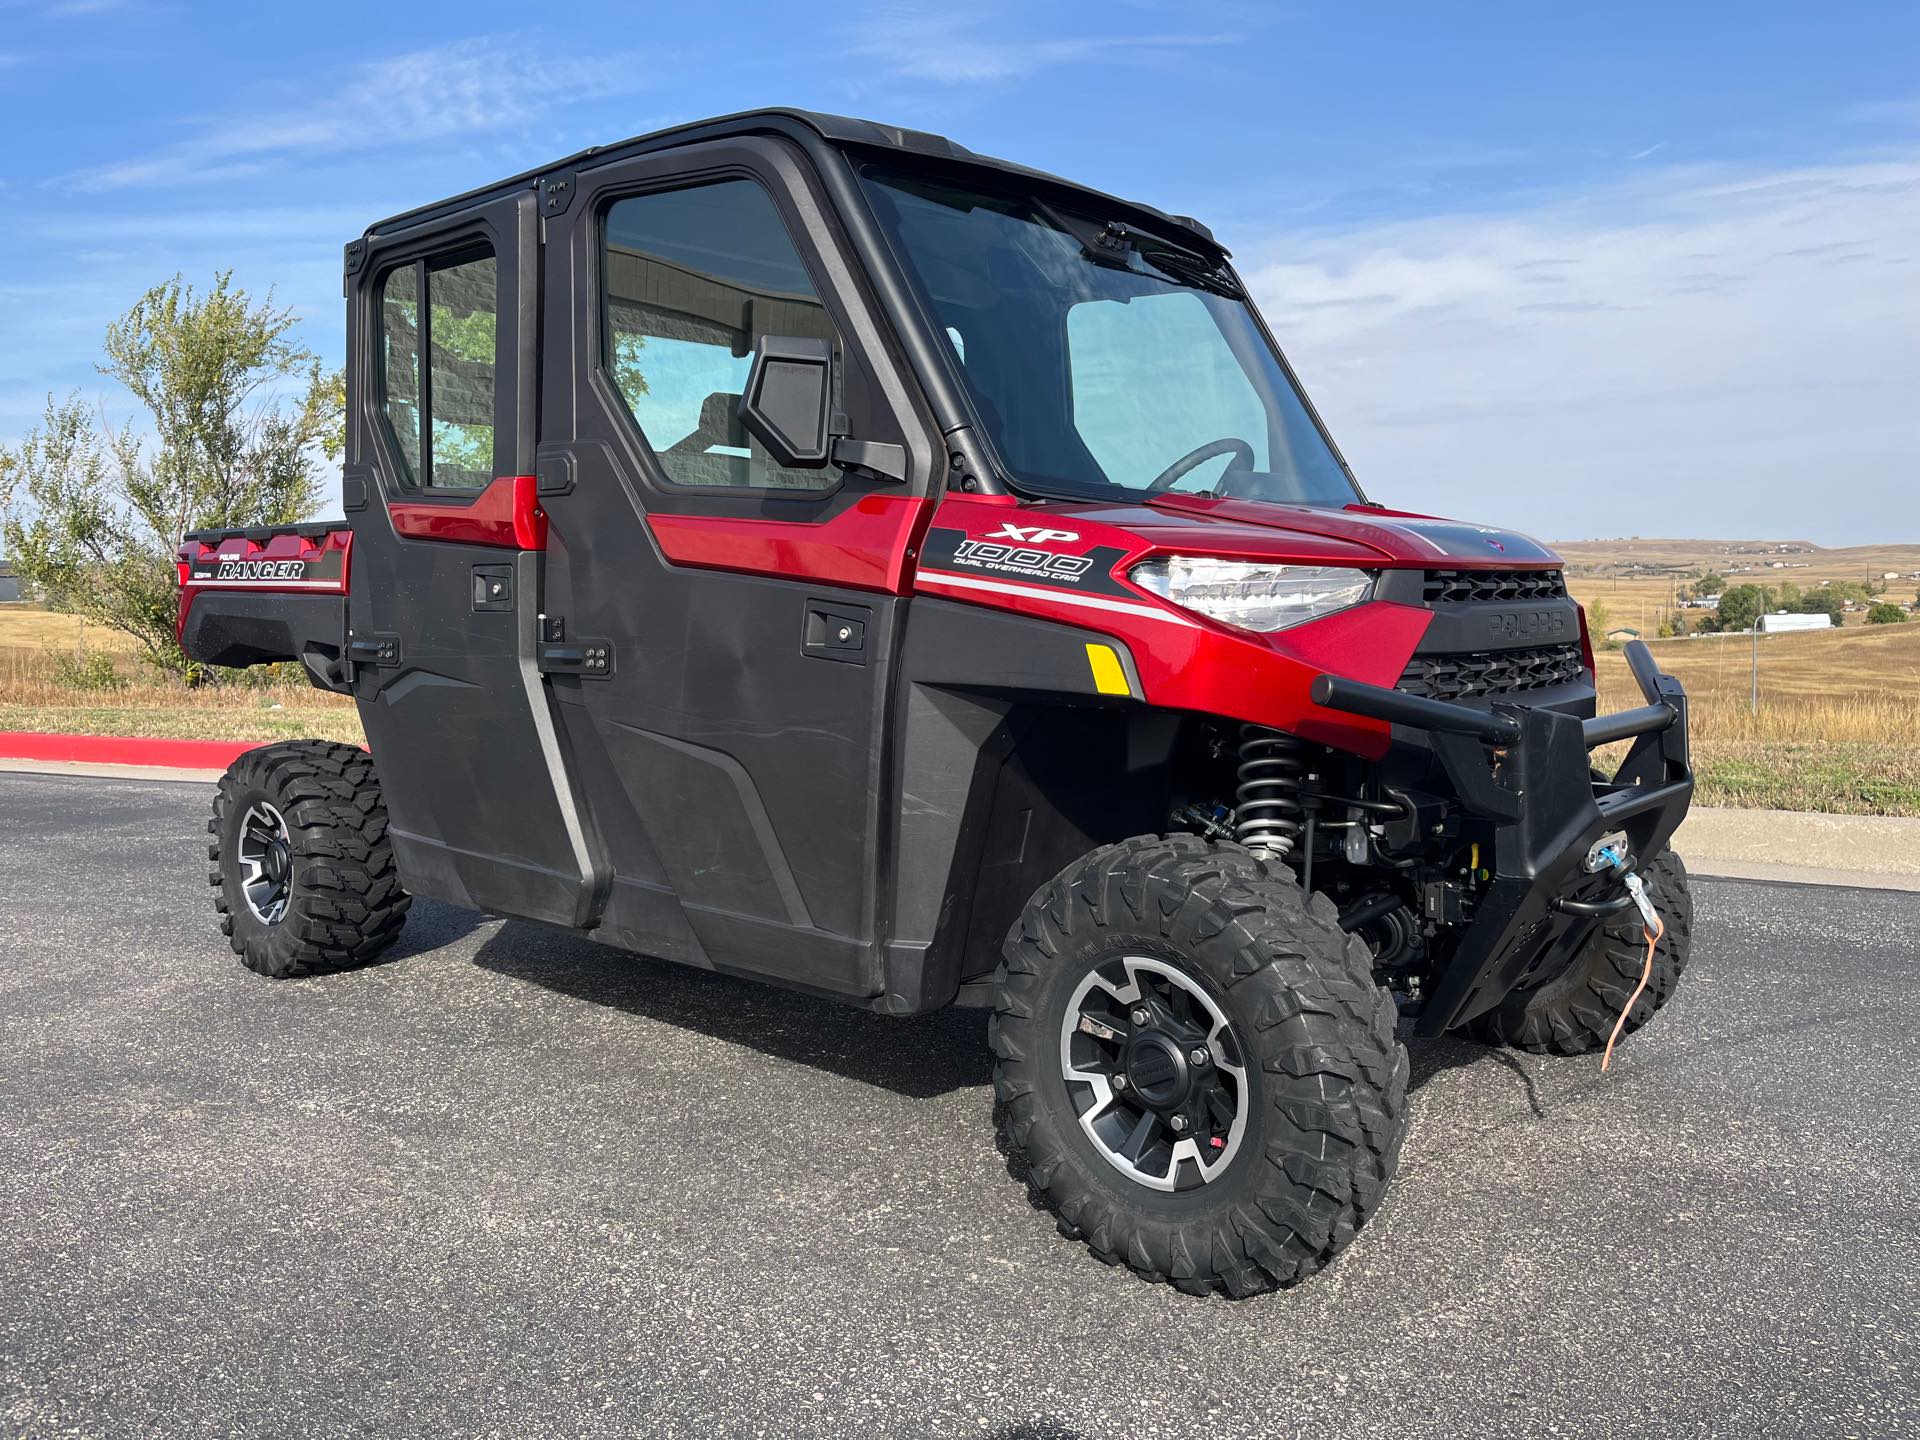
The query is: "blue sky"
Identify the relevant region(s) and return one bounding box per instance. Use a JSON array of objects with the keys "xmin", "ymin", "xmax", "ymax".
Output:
[{"xmin": 1, "ymin": 0, "xmax": 1915, "ymax": 543}]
